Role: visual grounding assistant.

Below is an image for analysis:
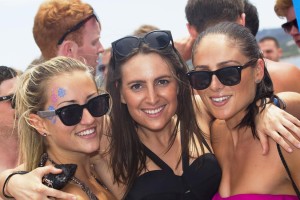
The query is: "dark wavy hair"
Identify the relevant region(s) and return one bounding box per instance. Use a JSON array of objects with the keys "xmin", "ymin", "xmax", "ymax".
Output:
[
  {"xmin": 192, "ymin": 22, "xmax": 275, "ymax": 138},
  {"xmin": 106, "ymin": 41, "xmax": 207, "ymax": 194}
]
